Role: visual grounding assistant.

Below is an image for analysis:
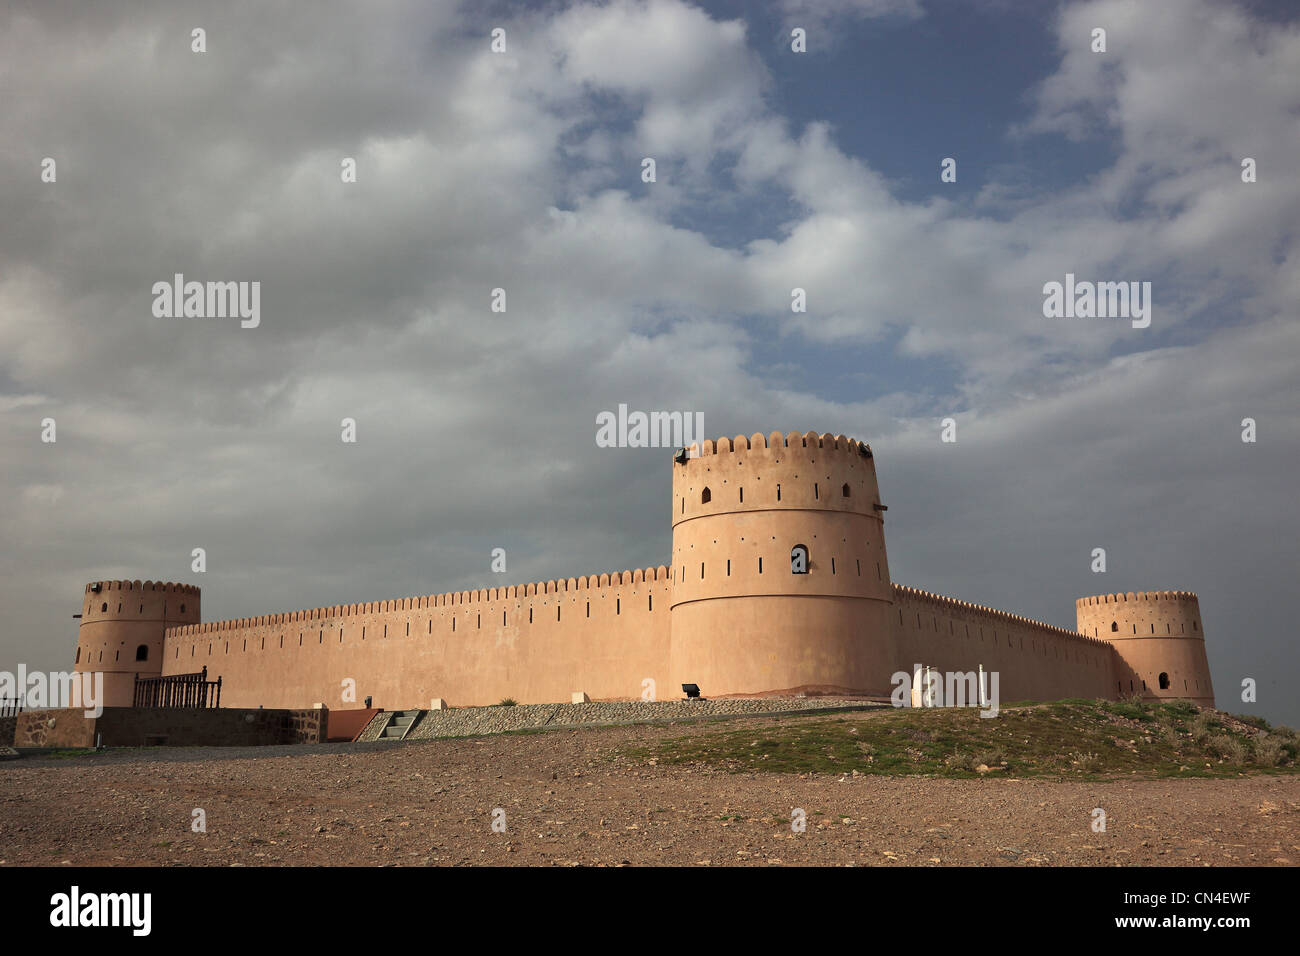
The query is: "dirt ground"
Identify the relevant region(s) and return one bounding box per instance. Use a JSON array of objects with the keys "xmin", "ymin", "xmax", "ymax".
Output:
[{"xmin": 2, "ymin": 712, "xmax": 1297, "ymax": 866}]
